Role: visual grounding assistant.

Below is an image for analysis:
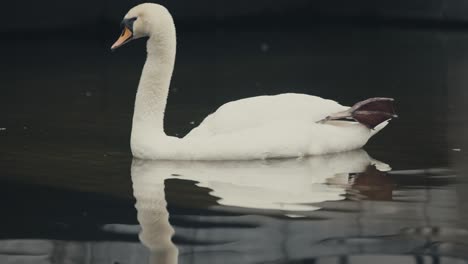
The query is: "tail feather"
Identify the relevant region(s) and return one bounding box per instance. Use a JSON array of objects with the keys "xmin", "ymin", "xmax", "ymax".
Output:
[
  {"xmin": 352, "ymin": 110, "xmax": 395, "ymax": 129},
  {"xmin": 320, "ymin": 97, "xmax": 397, "ymax": 129},
  {"xmin": 351, "ymin": 97, "xmax": 397, "ymax": 117}
]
